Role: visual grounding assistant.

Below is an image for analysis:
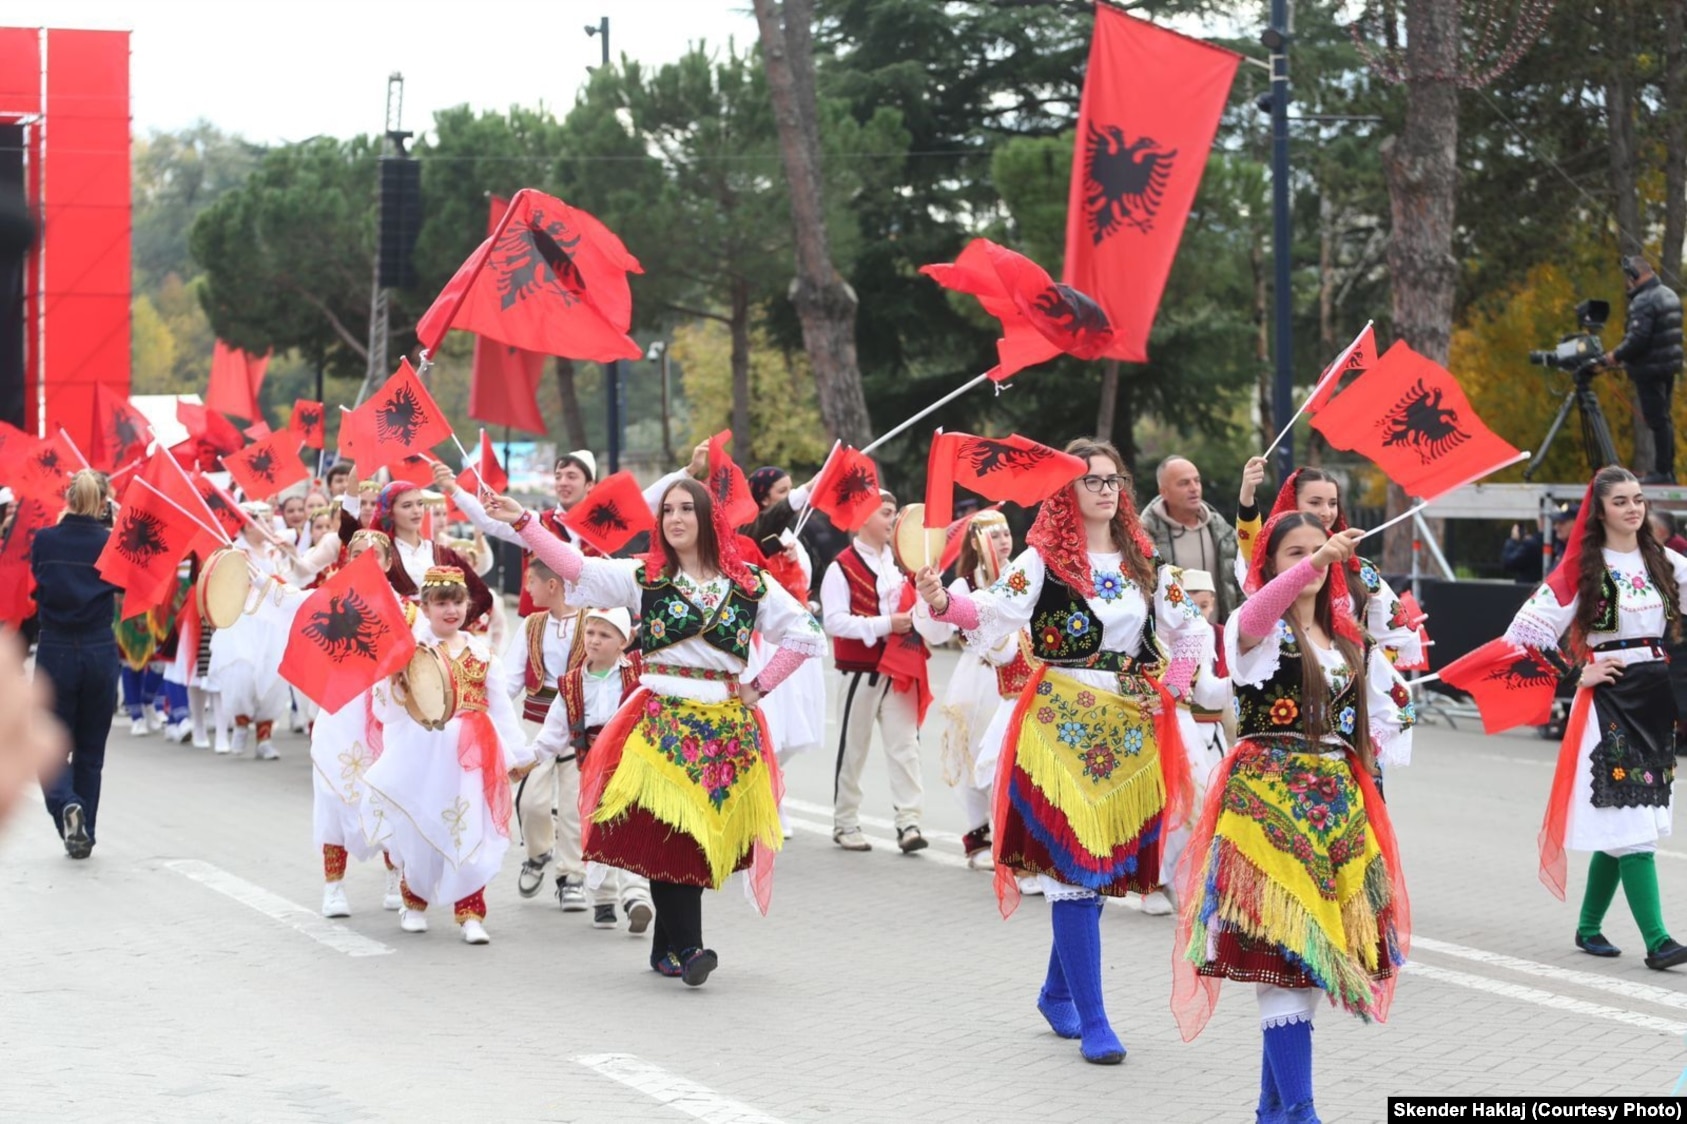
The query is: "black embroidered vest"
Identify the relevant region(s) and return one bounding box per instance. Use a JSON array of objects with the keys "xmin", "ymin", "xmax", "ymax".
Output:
[
  {"xmin": 636, "ymin": 564, "xmax": 766, "ymax": 663},
  {"xmin": 1234, "ymin": 623, "xmax": 1367, "ymax": 750},
  {"xmin": 1028, "ymin": 568, "xmax": 1165, "ymax": 676}
]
